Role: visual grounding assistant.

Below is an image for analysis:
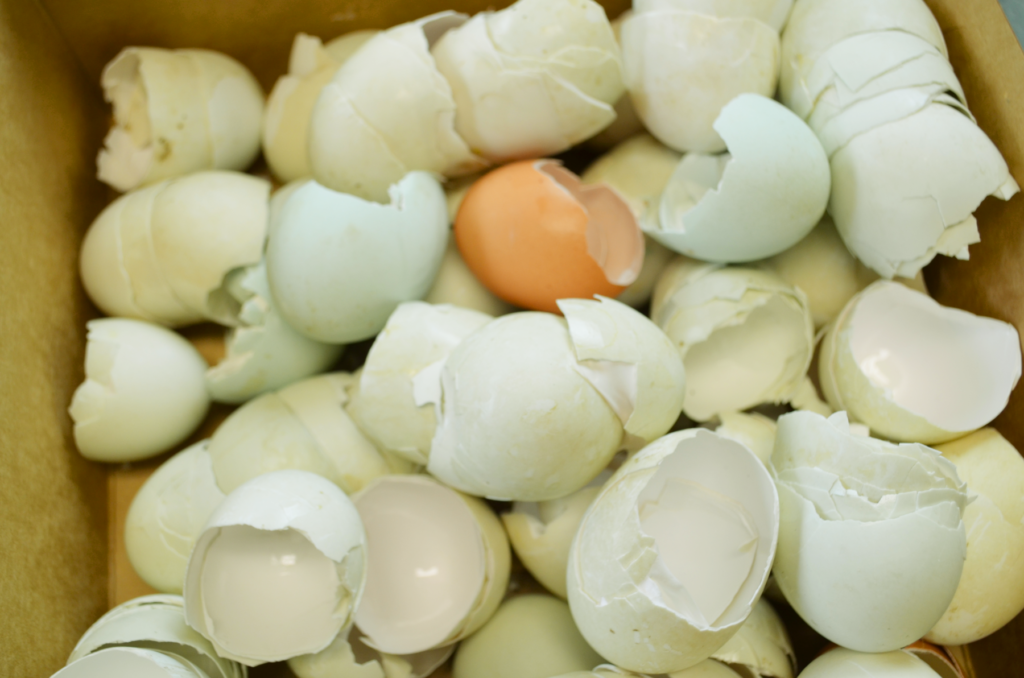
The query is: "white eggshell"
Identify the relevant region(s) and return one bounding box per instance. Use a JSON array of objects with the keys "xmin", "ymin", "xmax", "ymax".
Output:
[
  {"xmin": 266, "ymin": 173, "xmax": 449, "ymax": 343},
  {"xmin": 649, "ymin": 94, "xmax": 829, "ymax": 262},
  {"xmin": 352, "ymin": 475, "xmax": 511, "ymax": 655},
  {"xmin": 772, "ymin": 410, "xmax": 969, "ymax": 652},
  {"xmin": 651, "ymin": 259, "xmax": 814, "ymax": 421},
  {"xmin": 68, "ymin": 318, "xmax": 209, "ymax": 462},
  {"xmin": 636, "ymin": 0, "xmax": 793, "ymax": 32},
  {"xmin": 819, "ymin": 281, "xmax": 1021, "ymax": 444},
  {"xmin": 715, "ymin": 412, "xmax": 777, "ymax": 467},
  {"xmin": 552, "ymin": 669, "xmax": 643, "ymax": 678},
  {"xmin": 669, "ymin": 660, "xmax": 746, "ymax": 678},
  {"xmin": 710, "ymin": 598, "xmax": 795, "ymax": 678},
  {"xmin": 622, "ymin": 9, "xmax": 779, "ymax": 153},
  {"xmin": 568, "ymin": 429, "xmax": 779, "ymax": 673},
  {"xmin": 309, "ymin": 13, "xmax": 484, "ymax": 203},
  {"xmin": 125, "ymin": 442, "xmax": 226, "ymax": 594},
  {"xmin": 424, "ymin": 240, "xmax": 516, "ymax": 316},
  {"xmin": 55, "ymin": 647, "xmax": 207, "ymax": 678},
  {"xmin": 205, "ymin": 262, "xmax": 344, "ymax": 404},
  {"xmin": 346, "ymin": 302, "xmax": 492, "ymax": 465},
  {"xmin": 184, "ymin": 470, "xmax": 367, "ymax": 666},
  {"xmin": 926, "ymin": 429, "xmax": 1024, "ymax": 645},
  {"xmin": 586, "ymin": 12, "xmax": 647, "ymax": 151},
  {"xmin": 426, "ymin": 312, "xmax": 623, "ymax": 501},
  {"xmin": 289, "ymin": 628, "xmax": 453, "ymax": 678},
  {"xmin": 798, "ymin": 648, "xmax": 942, "ymax": 678}
]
